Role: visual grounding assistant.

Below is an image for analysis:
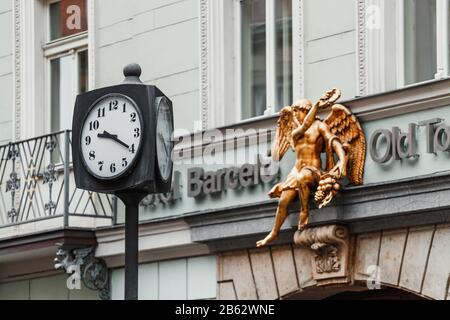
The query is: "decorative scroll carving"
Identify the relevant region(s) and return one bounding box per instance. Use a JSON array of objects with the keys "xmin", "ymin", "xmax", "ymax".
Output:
[
  {"xmin": 45, "ymin": 139, "xmax": 57, "ymax": 152},
  {"xmin": 6, "ymin": 172, "xmax": 20, "ymax": 193},
  {"xmin": 313, "ymin": 244, "xmax": 340, "ymax": 274},
  {"xmin": 294, "ymin": 225, "xmax": 350, "ymax": 284},
  {"xmin": 43, "ymin": 163, "xmax": 58, "ymax": 214},
  {"xmin": 55, "ymin": 246, "xmax": 110, "ymax": 300},
  {"xmin": 6, "ymin": 145, "xmax": 21, "ymax": 221}
]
